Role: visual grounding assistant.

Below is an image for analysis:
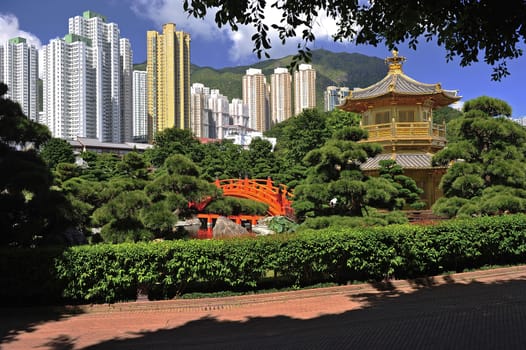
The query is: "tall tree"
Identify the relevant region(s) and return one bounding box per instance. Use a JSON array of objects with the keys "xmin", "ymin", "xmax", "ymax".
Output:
[
  {"xmin": 432, "ymin": 97, "xmax": 526, "ymax": 217},
  {"xmin": 0, "ymin": 83, "xmax": 76, "ymax": 246},
  {"xmin": 274, "ymin": 109, "xmax": 330, "ymax": 163},
  {"xmin": 92, "ymin": 190, "xmax": 153, "ymax": 243},
  {"xmin": 325, "ymin": 109, "xmax": 361, "ymax": 137},
  {"xmin": 145, "ymin": 128, "xmax": 204, "ymax": 167},
  {"xmin": 116, "ymin": 151, "xmax": 150, "ymax": 180},
  {"xmin": 245, "ymin": 137, "xmax": 277, "ymax": 179},
  {"xmin": 182, "ymin": 0, "xmax": 526, "ymax": 79},
  {"xmin": 293, "ymin": 126, "xmax": 383, "ymax": 219},
  {"xmin": 0, "ymin": 84, "xmax": 50, "ymax": 148},
  {"xmin": 372, "ymin": 160, "xmax": 425, "ymax": 210},
  {"xmin": 433, "ymin": 106, "xmax": 462, "ymax": 125},
  {"xmin": 462, "ymin": 96, "xmax": 513, "ymax": 117},
  {"xmin": 80, "ymin": 152, "xmax": 122, "ymax": 182},
  {"xmin": 39, "ymin": 138, "xmax": 75, "ymax": 169},
  {"xmin": 199, "ymin": 140, "xmax": 247, "ymax": 181},
  {"xmin": 143, "ymin": 154, "xmax": 220, "ymax": 237},
  {"xmin": 266, "ymin": 109, "xmax": 363, "ymax": 189}
]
